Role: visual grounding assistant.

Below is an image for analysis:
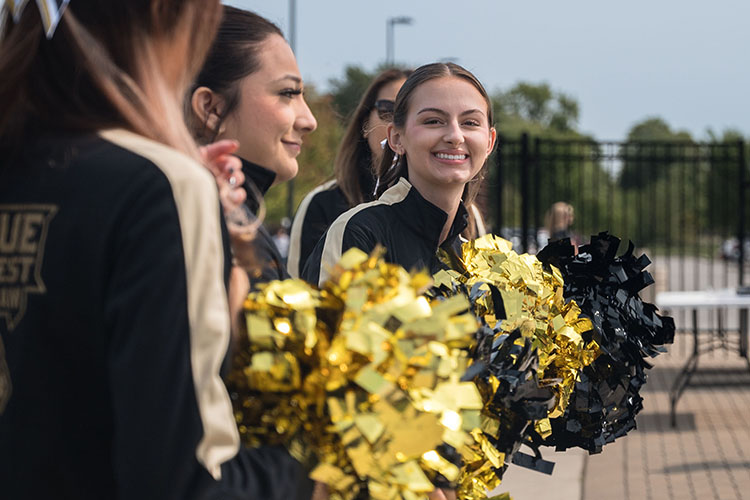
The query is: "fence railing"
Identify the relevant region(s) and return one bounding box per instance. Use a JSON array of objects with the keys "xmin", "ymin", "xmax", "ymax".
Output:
[{"xmin": 480, "ymin": 134, "xmax": 749, "ymax": 293}]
